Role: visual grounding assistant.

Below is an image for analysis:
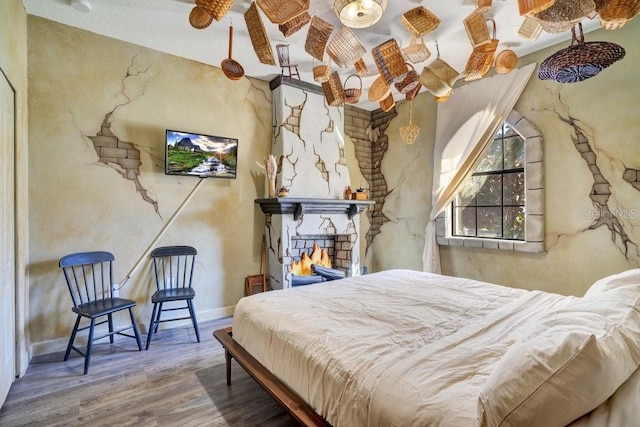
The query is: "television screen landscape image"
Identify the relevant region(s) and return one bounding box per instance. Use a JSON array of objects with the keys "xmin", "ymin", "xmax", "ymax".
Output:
[{"xmin": 165, "ymin": 129, "xmax": 238, "ymax": 179}]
